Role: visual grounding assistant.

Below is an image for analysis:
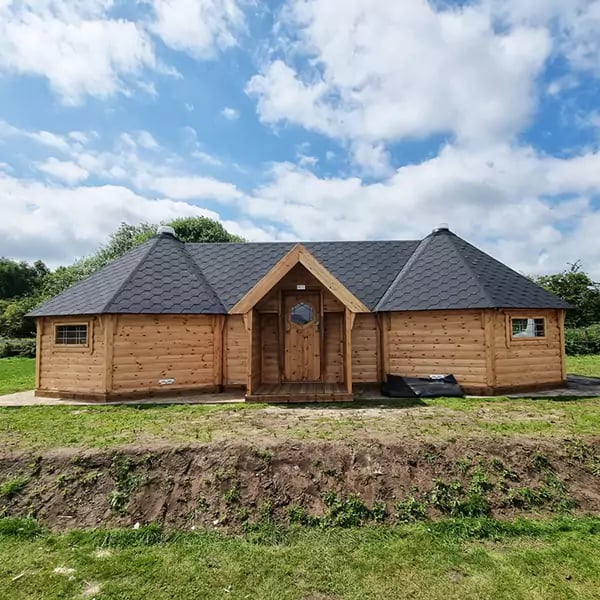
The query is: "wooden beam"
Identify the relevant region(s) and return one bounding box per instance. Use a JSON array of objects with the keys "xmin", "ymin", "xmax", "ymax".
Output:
[
  {"xmin": 244, "ymin": 309, "xmax": 254, "ymax": 395},
  {"xmin": 230, "ymin": 243, "xmax": 369, "ymax": 314},
  {"xmin": 103, "ymin": 314, "xmax": 116, "ymax": 395},
  {"xmin": 483, "ymin": 310, "xmax": 496, "ymax": 392},
  {"xmin": 377, "ymin": 313, "xmax": 390, "ymax": 381},
  {"xmin": 558, "ymin": 308, "xmax": 566, "ymax": 382},
  {"xmin": 35, "ymin": 318, "xmax": 42, "ymax": 390},
  {"xmin": 213, "ymin": 315, "xmax": 225, "ymax": 389},
  {"xmin": 344, "ymin": 307, "xmax": 356, "ymax": 393}
]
